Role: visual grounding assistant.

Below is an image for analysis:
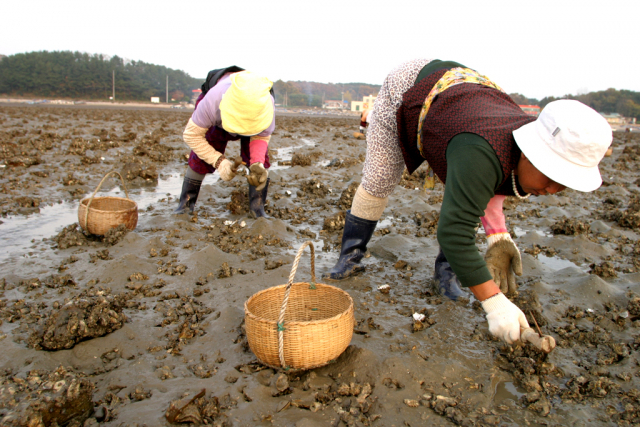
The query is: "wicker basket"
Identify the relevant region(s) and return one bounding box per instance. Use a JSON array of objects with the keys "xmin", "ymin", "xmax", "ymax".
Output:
[
  {"xmin": 244, "ymin": 241, "xmax": 354, "ymax": 370},
  {"xmin": 78, "ymin": 171, "xmax": 138, "ymax": 236}
]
